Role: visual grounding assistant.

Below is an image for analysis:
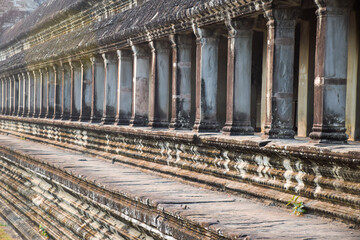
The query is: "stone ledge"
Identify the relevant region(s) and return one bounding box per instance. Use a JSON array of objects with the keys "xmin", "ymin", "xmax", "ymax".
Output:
[
  {"xmin": 0, "ymin": 134, "xmax": 359, "ymax": 239},
  {"xmin": 0, "ymin": 116, "xmax": 360, "ymax": 226}
]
